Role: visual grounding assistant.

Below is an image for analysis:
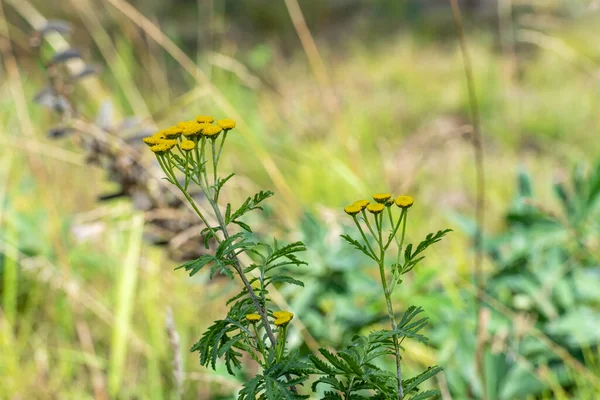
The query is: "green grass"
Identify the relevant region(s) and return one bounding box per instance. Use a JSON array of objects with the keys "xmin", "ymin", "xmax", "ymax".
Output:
[{"xmin": 1, "ymin": 1, "xmax": 600, "ymax": 398}]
